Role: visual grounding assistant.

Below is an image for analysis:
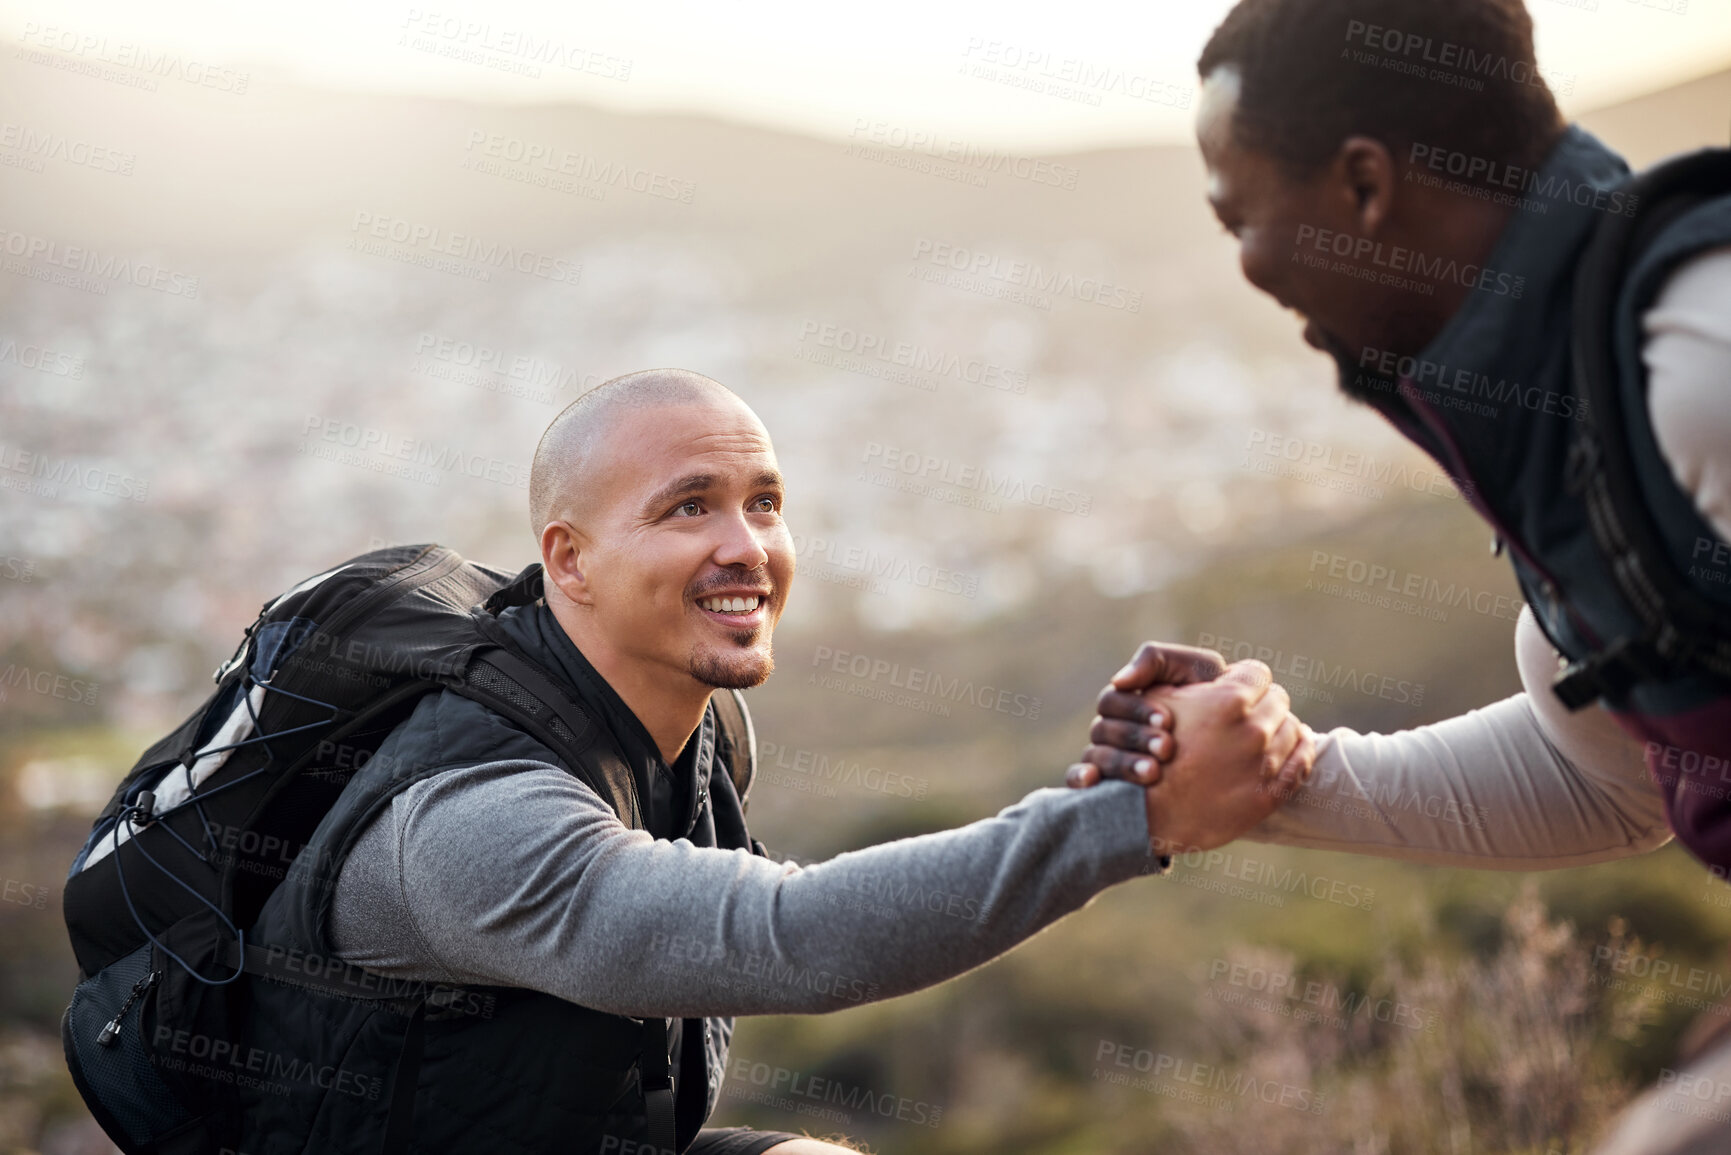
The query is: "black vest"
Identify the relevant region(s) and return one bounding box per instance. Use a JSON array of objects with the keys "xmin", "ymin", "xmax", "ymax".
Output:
[
  {"xmin": 237, "ymin": 601, "xmax": 755, "ymax": 1154},
  {"xmin": 1333, "ymin": 126, "xmax": 1731, "ymax": 866}
]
